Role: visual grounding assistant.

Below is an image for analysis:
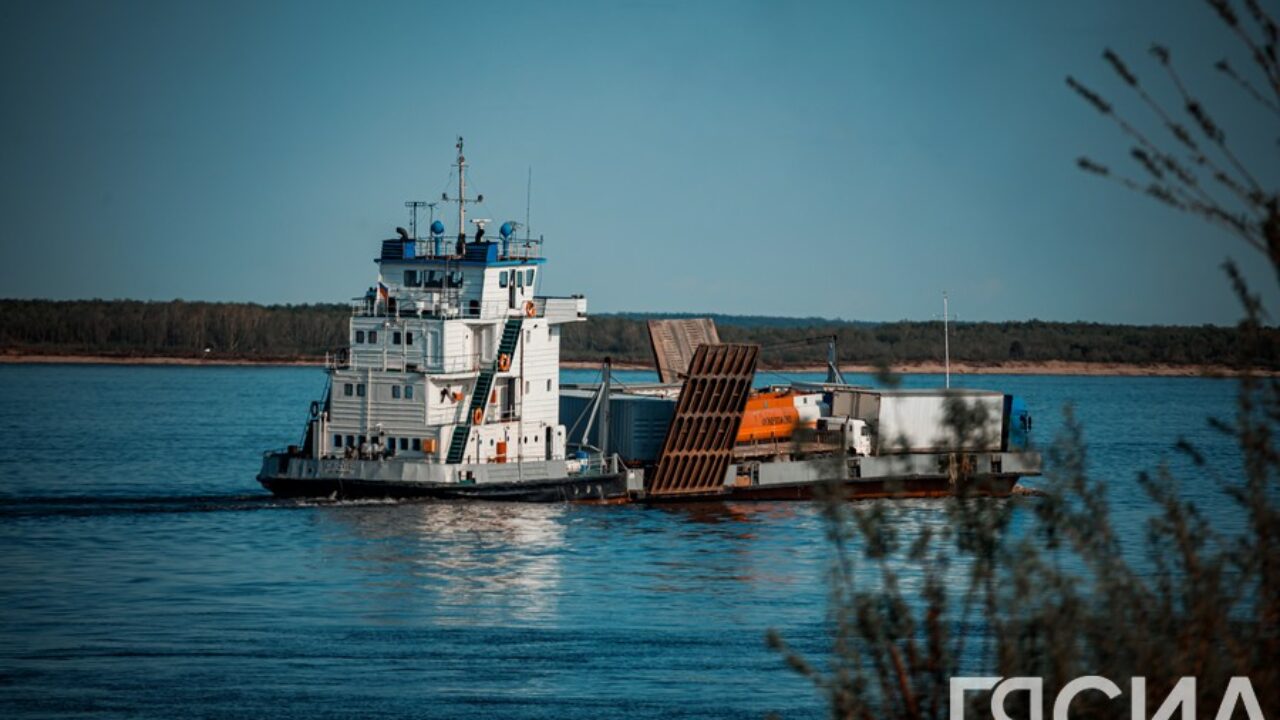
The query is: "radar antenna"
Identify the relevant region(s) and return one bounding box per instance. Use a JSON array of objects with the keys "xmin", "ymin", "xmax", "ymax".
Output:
[{"xmin": 404, "ymin": 200, "xmax": 427, "ymax": 239}]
